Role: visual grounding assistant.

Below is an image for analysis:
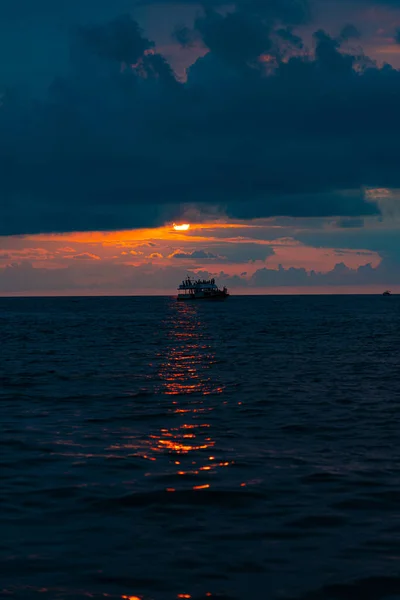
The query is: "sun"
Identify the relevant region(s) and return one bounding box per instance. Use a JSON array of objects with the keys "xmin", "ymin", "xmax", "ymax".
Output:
[{"xmin": 173, "ymin": 223, "xmax": 190, "ymax": 231}]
